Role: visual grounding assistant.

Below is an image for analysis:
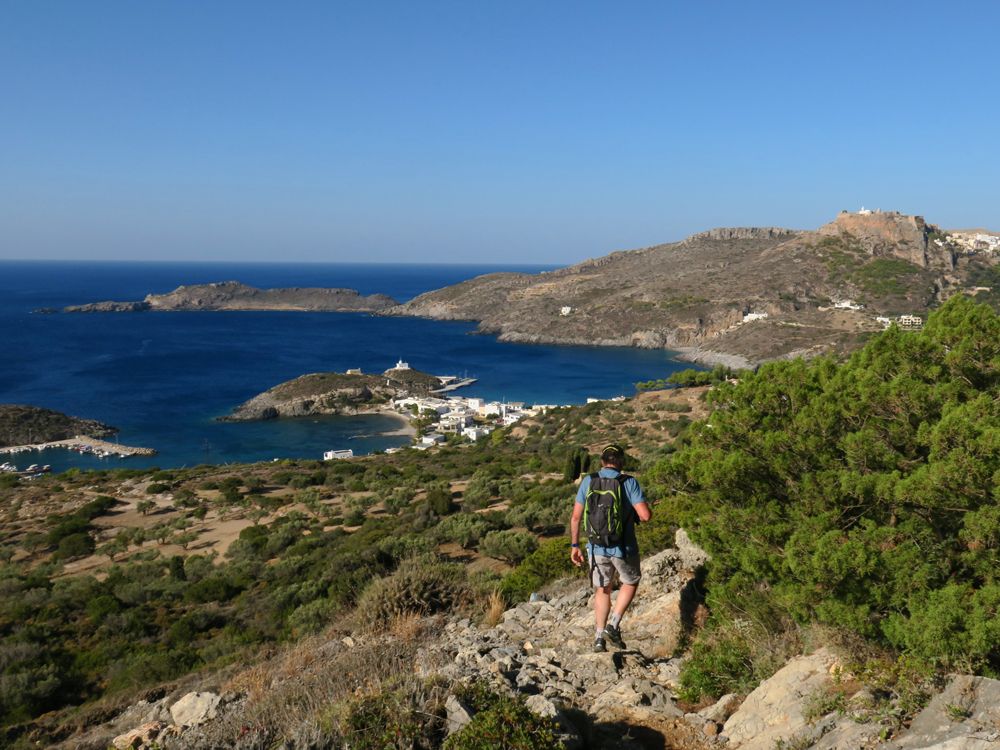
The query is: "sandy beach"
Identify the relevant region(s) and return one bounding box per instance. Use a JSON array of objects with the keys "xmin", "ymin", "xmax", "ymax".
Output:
[{"xmin": 375, "ymin": 409, "xmax": 417, "ymax": 438}]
